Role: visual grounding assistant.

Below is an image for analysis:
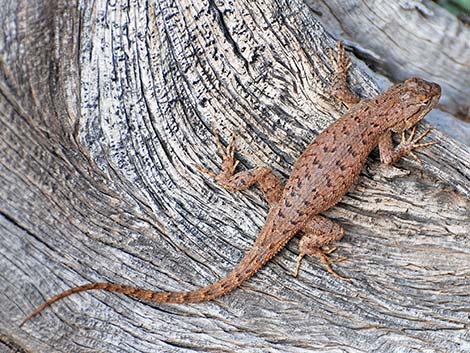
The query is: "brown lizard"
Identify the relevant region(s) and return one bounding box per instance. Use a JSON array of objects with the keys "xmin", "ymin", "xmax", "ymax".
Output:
[{"xmin": 21, "ymin": 41, "xmax": 441, "ymax": 326}]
